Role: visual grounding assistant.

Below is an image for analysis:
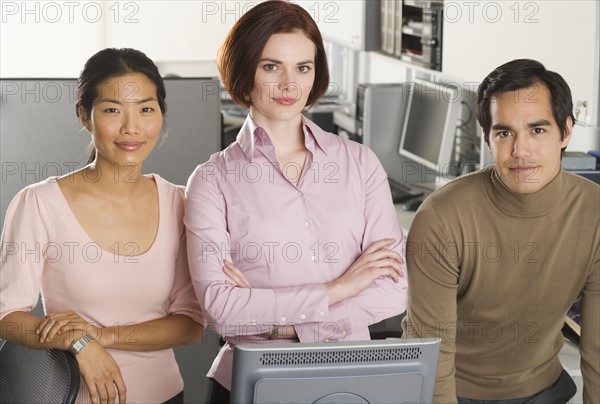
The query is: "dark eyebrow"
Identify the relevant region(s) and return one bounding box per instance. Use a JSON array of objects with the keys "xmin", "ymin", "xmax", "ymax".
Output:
[
  {"xmin": 491, "ymin": 120, "xmax": 552, "ymax": 131},
  {"xmin": 97, "ymin": 98, "xmax": 121, "ymax": 104},
  {"xmin": 259, "ymin": 58, "xmax": 314, "ymax": 65},
  {"xmin": 491, "ymin": 124, "xmax": 512, "ymax": 131},
  {"xmin": 528, "ymin": 119, "xmax": 551, "ymax": 128},
  {"xmin": 259, "ymin": 58, "xmax": 282, "ymax": 64},
  {"xmin": 97, "ymin": 97, "xmax": 157, "ymax": 104}
]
